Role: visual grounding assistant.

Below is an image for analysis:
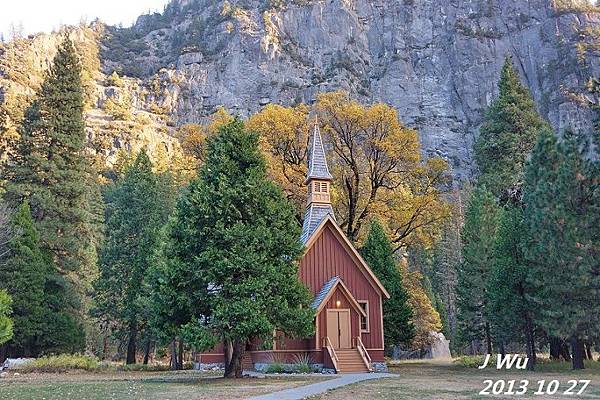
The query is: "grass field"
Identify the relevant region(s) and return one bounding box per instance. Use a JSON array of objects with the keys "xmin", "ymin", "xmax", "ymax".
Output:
[
  {"xmin": 314, "ymin": 359, "xmax": 600, "ymax": 400},
  {"xmin": 0, "ymin": 370, "xmax": 330, "ymax": 400},
  {"xmin": 1, "ymin": 359, "xmax": 599, "ymax": 400}
]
